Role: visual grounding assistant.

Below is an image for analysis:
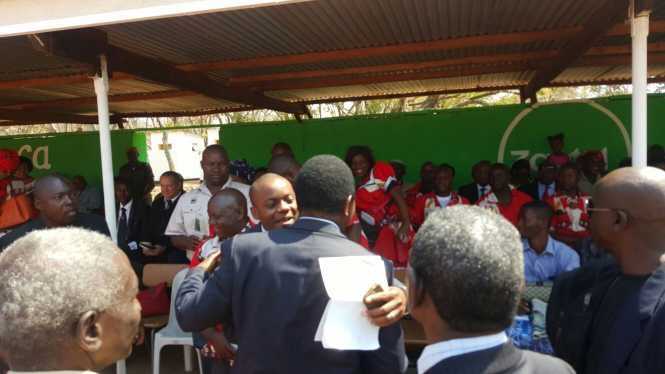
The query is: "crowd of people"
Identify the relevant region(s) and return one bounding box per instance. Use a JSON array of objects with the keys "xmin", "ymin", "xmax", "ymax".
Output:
[{"xmin": 0, "ymin": 132, "xmax": 665, "ymax": 374}]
